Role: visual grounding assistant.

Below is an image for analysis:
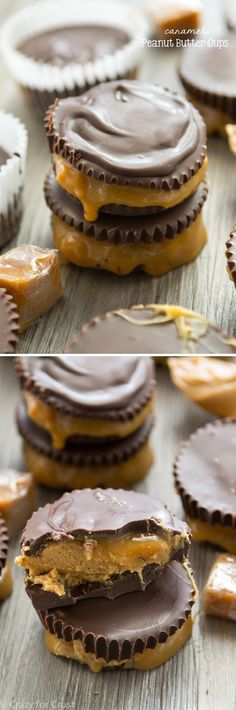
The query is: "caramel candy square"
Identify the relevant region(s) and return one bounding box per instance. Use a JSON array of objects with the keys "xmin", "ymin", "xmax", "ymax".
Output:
[
  {"xmin": 0, "ymin": 469, "xmax": 36, "ymax": 538},
  {"xmin": 149, "ymin": 0, "xmax": 202, "ymax": 37},
  {"xmin": 203, "ymin": 554, "xmax": 236, "ymax": 621},
  {"xmin": 0, "ymin": 244, "xmax": 63, "ymax": 331}
]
